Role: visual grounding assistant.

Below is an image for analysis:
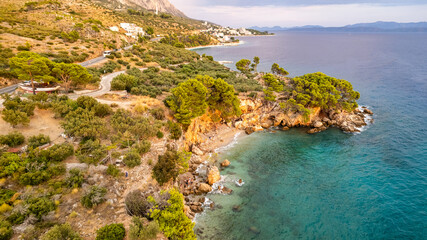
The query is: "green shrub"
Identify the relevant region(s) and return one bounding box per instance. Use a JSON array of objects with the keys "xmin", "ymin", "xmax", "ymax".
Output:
[
  {"xmin": 27, "ymin": 197, "xmax": 55, "ymax": 220},
  {"xmin": 0, "ymin": 131, "xmax": 25, "ymax": 147},
  {"xmin": 129, "ymin": 217, "xmax": 159, "ymax": 240},
  {"xmin": 0, "ymin": 220, "xmax": 13, "ymax": 240},
  {"xmin": 62, "ymin": 108, "xmax": 108, "ymax": 140},
  {"xmin": 150, "ymin": 189, "xmax": 196, "ymax": 240},
  {"xmin": 152, "ymin": 148, "xmax": 191, "ymax": 186},
  {"xmin": 76, "ymin": 140, "xmax": 107, "ymax": 164},
  {"xmin": 41, "ymin": 223, "xmax": 82, "ymax": 240},
  {"xmin": 28, "ymin": 134, "xmax": 51, "ymax": 149},
  {"xmin": 123, "ymin": 151, "xmax": 141, "ymax": 168},
  {"xmin": 42, "ymin": 143, "xmax": 74, "ymax": 162},
  {"xmin": 134, "ymin": 140, "xmax": 151, "ymax": 155},
  {"xmin": 106, "ymin": 165, "xmax": 121, "ymax": 178},
  {"xmin": 149, "ymin": 108, "xmax": 165, "ymax": 120},
  {"xmin": 81, "ymin": 186, "xmax": 107, "ymax": 208},
  {"xmin": 0, "ymin": 189, "xmax": 16, "ymax": 206},
  {"xmin": 66, "ymin": 169, "xmax": 84, "ymax": 188},
  {"xmin": 156, "ymin": 131, "xmax": 164, "ymax": 139},
  {"xmin": 95, "ymin": 223, "xmax": 125, "ymax": 240},
  {"xmin": 0, "ymin": 153, "xmax": 25, "ymax": 178},
  {"xmin": 168, "ymin": 121, "xmax": 182, "ymax": 140},
  {"xmin": 1, "ymin": 109, "xmax": 30, "ymax": 127}
]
